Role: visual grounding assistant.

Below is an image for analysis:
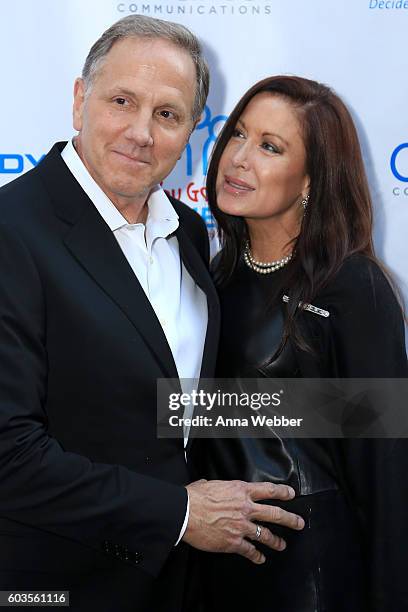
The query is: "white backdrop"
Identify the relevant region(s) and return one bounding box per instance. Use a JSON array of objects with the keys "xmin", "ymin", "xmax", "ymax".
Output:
[{"xmin": 1, "ymin": 0, "xmax": 407, "ymax": 305}]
